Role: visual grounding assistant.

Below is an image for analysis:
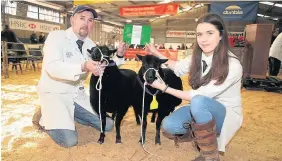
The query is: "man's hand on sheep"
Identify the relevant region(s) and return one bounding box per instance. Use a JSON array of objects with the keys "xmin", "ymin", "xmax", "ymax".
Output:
[{"xmin": 82, "ymin": 60, "xmax": 106, "ymax": 76}]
